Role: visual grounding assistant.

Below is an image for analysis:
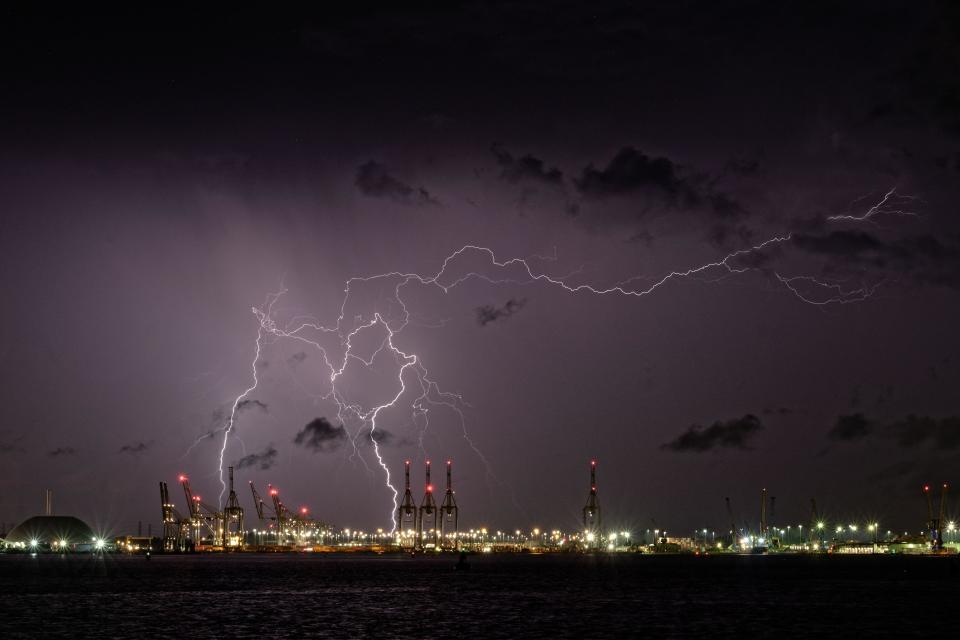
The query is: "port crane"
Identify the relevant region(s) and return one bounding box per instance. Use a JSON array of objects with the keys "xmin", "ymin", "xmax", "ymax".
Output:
[
  {"xmin": 222, "ymin": 467, "xmax": 244, "ymax": 548},
  {"xmin": 179, "ymin": 475, "xmax": 223, "ymax": 545},
  {"xmin": 725, "ymin": 497, "xmax": 738, "ymax": 548},
  {"xmin": 397, "ymin": 460, "xmax": 418, "ymax": 550},
  {"xmin": 266, "ymin": 484, "xmax": 317, "ymax": 545},
  {"xmin": 439, "ymin": 460, "xmax": 459, "ymax": 549},
  {"xmin": 924, "ymin": 483, "xmax": 949, "ymax": 550},
  {"xmin": 159, "ymin": 481, "xmax": 191, "ymax": 551}
]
